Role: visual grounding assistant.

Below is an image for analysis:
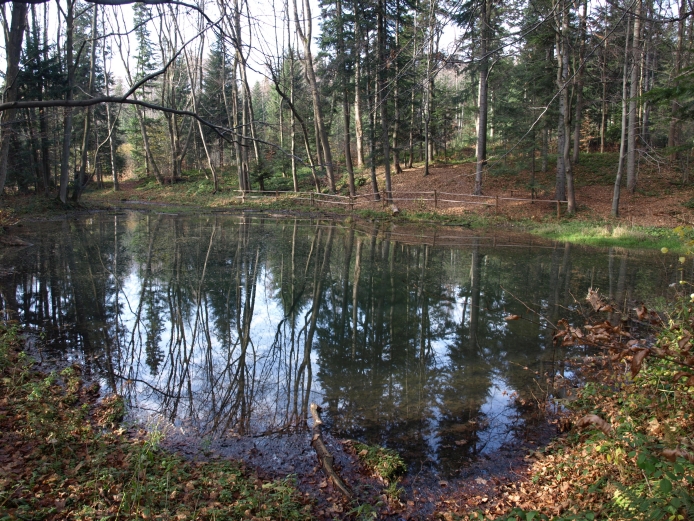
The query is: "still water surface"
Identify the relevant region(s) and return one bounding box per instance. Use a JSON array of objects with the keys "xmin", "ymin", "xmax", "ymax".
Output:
[{"xmin": 0, "ymin": 212, "xmax": 680, "ymax": 475}]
